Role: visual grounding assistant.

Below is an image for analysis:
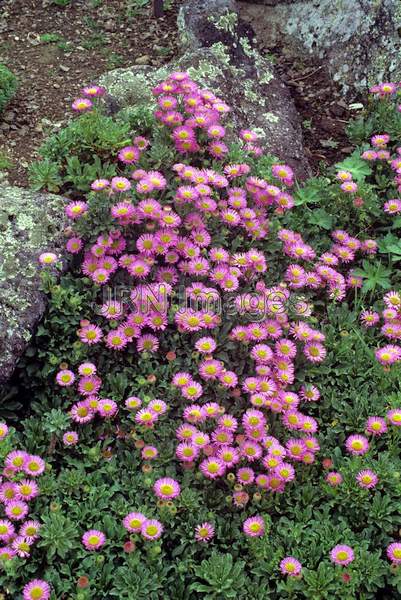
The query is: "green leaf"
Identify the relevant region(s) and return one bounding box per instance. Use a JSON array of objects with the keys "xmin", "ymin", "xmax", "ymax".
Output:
[
  {"xmin": 335, "ymin": 151, "xmax": 372, "ymax": 182},
  {"xmin": 294, "ymin": 178, "xmax": 327, "ymax": 206},
  {"xmin": 307, "ymin": 209, "xmax": 333, "ymax": 229}
]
